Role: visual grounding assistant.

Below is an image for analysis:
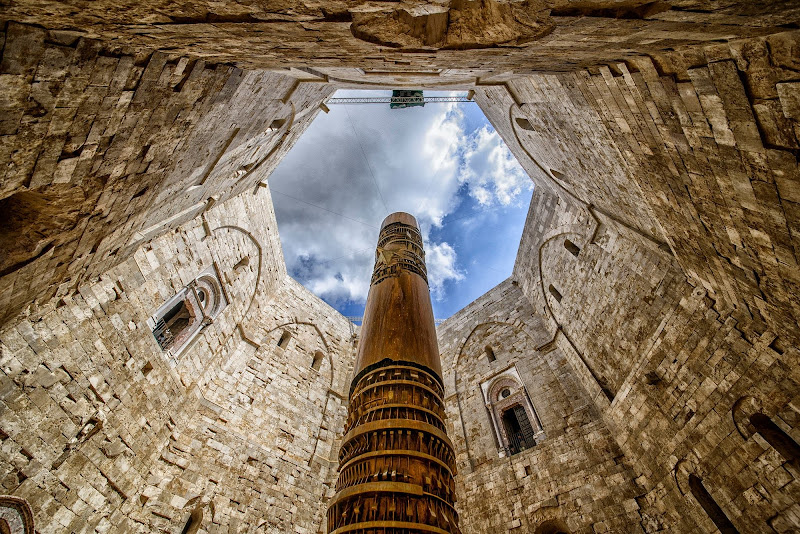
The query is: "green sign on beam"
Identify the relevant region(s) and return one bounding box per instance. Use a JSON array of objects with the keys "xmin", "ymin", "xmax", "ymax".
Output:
[{"xmin": 390, "ymin": 90, "xmax": 425, "ymax": 109}]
